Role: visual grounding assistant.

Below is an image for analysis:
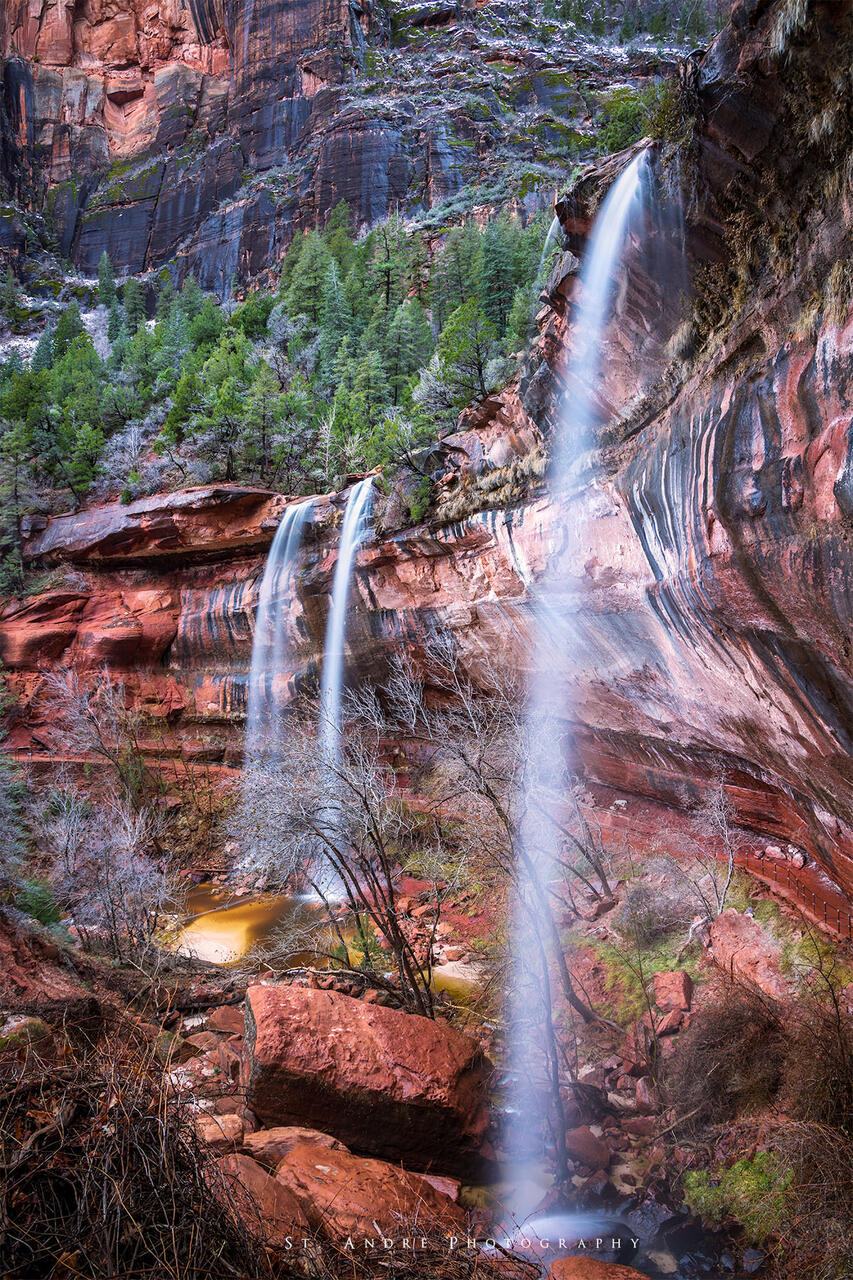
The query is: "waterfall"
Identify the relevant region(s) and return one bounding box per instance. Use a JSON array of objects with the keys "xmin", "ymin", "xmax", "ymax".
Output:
[
  {"xmin": 244, "ymin": 498, "xmax": 313, "ymax": 770},
  {"xmin": 320, "ymin": 476, "xmax": 375, "ymax": 788},
  {"xmin": 505, "ymin": 150, "xmax": 656, "ymax": 1231},
  {"xmin": 537, "ymin": 213, "xmax": 563, "ymax": 280}
]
